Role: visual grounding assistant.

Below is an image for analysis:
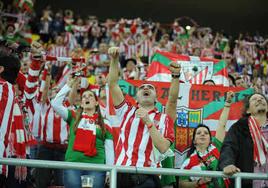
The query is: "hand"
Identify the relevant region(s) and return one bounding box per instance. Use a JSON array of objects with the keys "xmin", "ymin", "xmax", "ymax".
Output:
[
  {"xmin": 15, "ymin": 166, "xmax": 27, "ymax": 183},
  {"xmin": 67, "ymin": 76, "xmax": 80, "ymax": 88},
  {"xmin": 169, "ymin": 61, "xmax": 181, "ymax": 76},
  {"xmin": 197, "ymin": 177, "xmax": 212, "ymax": 185},
  {"xmin": 31, "ymin": 41, "xmax": 44, "ymax": 59},
  {"xmin": 105, "ymin": 174, "xmax": 110, "ymax": 186},
  {"xmin": 108, "ymin": 47, "xmax": 120, "ymax": 60},
  {"xmin": 135, "ymin": 107, "xmax": 151, "ymax": 125},
  {"xmin": 225, "ymin": 91, "xmax": 234, "ymax": 103},
  {"xmin": 223, "ymin": 165, "xmax": 240, "ymax": 176},
  {"xmin": 45, "ymin": 62, "xmax": 52, "ymax": 73},
  {"xmin": 67, "ymin": 77, "xmax": 75, "ymax": 87}
]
